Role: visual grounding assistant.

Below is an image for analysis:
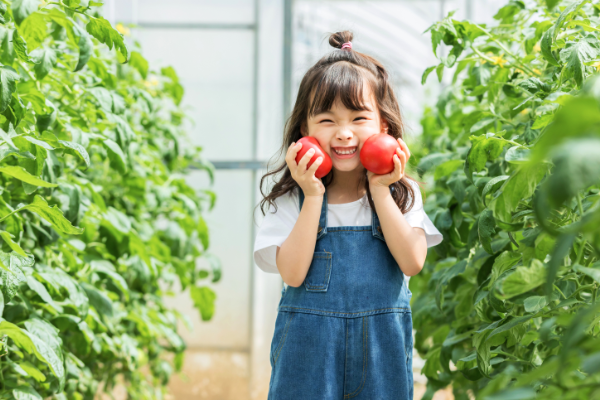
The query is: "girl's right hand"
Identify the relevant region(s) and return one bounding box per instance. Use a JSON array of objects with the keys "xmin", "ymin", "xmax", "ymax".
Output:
[{"xmin": 285, "ymin": 141, "xmax": 325, "ymax": 197}]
